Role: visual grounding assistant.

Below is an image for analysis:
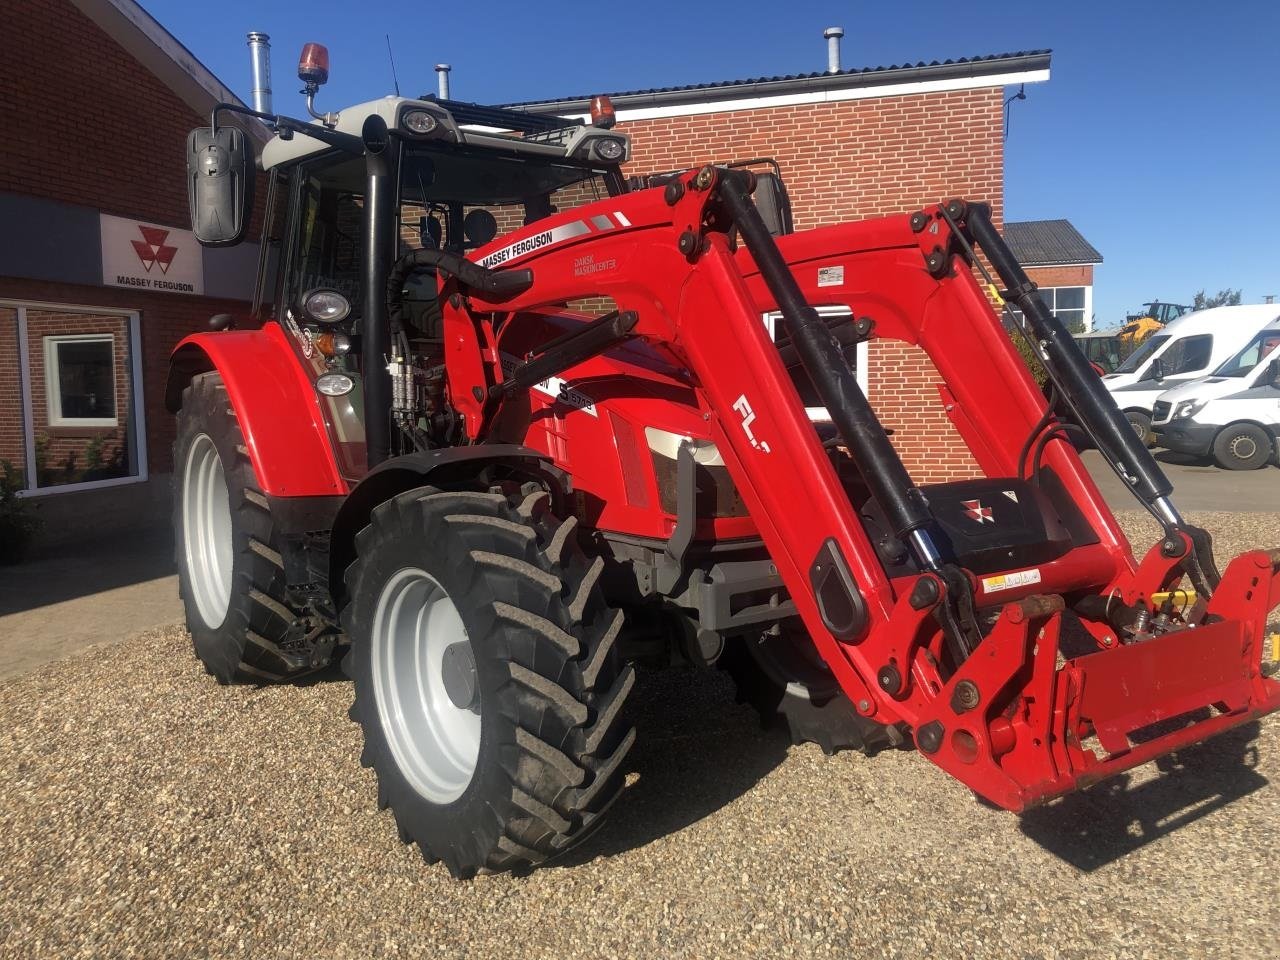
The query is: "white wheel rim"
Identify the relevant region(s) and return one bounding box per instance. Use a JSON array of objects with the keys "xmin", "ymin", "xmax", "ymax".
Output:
[
  {"xmin": 371, "ymin": 567, "xmax": 481, "ymax": 804},
  {"xmin": 1230, "ymin": 435, "xmax": 1258, "ymax": 460},
  {"xmin": 182, "ymin": 433, "xmax": 234, "ymax": 628}
]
